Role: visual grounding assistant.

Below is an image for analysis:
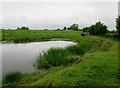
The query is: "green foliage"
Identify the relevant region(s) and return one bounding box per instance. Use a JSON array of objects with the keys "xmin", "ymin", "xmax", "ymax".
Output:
[
  {"xmin": 69, "ymin": 24, "xmax": 79, "ymax": 30},
  {"xmin": 44, "ymin": 48, "xmax": 68, "ymax": 66},
  {"xmin": 3, "ymin": 71, "xmax": 22, "ymax": 83},
  {"xmin": 34, "ymin": 38, "xmax": 111, "ymax": 70},
  {"xmin": 66, "ymin": 41, "xmax": 93, "ymax": 55},
  {"xmin": 66, "ymin": 44, "xmax": 85, "ymax": 56},
  {"xmin": 82, "ymin": 22, "xmax": 108, "ymax": 36},
  {"xmin": 93, "ymin": 22, "xmax": 108, "ymax": 36},
  {"xmin": 108, "ymin": 30, "xmax": 117, "ymax": 33},
  {"xmin": 2, "ymin": 30, "xmax": 118, "ymax": 86},
  {"xmin": 34, "ymin": 47, "xmax": 80, "ymax": 69},
  {"xmin": 34, "ymin": 38, "xmax": 97, "ymax": 70},
  {"xmin": 83, "ymin": 27, "xmax": 89, "ymax": 32},
  {"xmin": 63, "ymin": 27, "xmax": 67, "ymax": 30},
  {"xmin": 2, "ymin": 30, "xmax": 80, "ymax": 43},
  {"xmin": 92, "ymin": 38, "xmax": 112, "ymax": 51},
  {"xmin": 116, "ymin": 16, "xmax": 120, "ymax": 38},
  {"xmin": 17, "ymin": 26, "xmax": 29, "ymax": 30}
]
